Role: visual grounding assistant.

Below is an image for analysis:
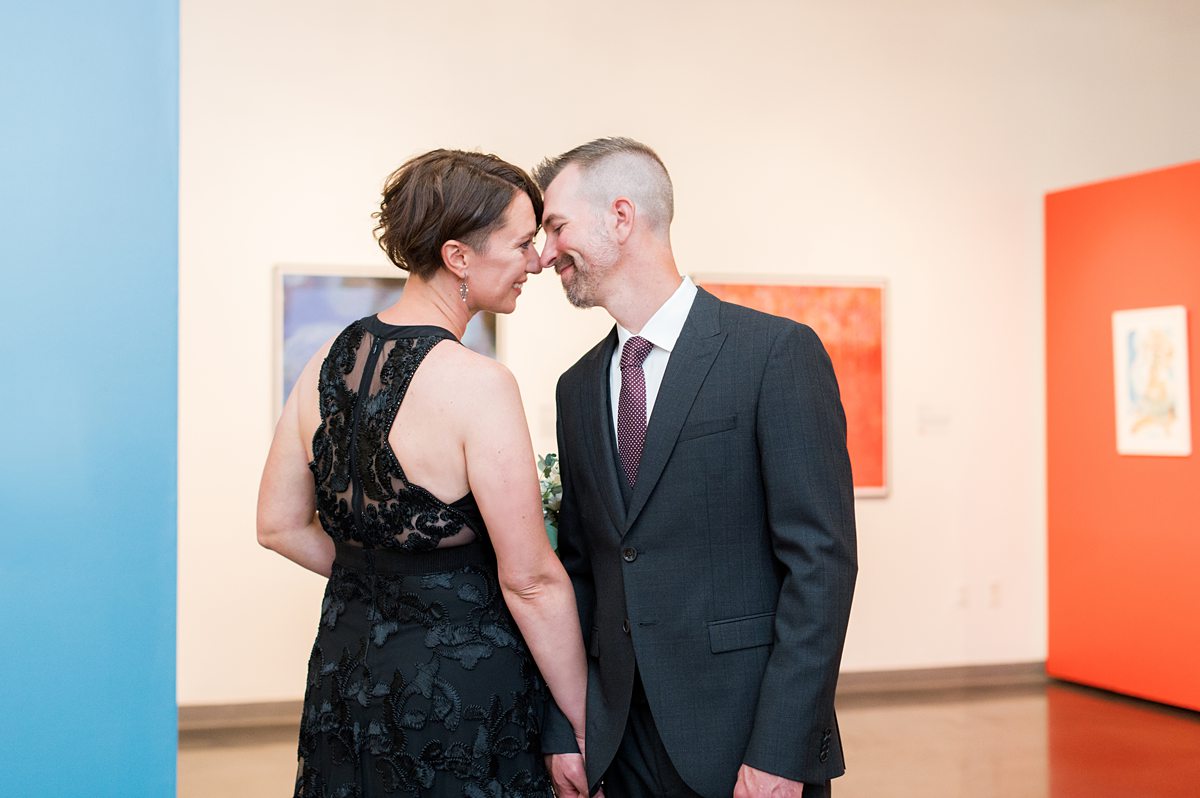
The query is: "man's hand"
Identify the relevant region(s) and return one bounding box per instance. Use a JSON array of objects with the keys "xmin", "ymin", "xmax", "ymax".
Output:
[
  {"xmin": 546, "ymin": 753, "xmax": 589, "ymax": 797},
  {"xmin": 733, "ymin": 764, "xmax": 805, "ymax": 797}
]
